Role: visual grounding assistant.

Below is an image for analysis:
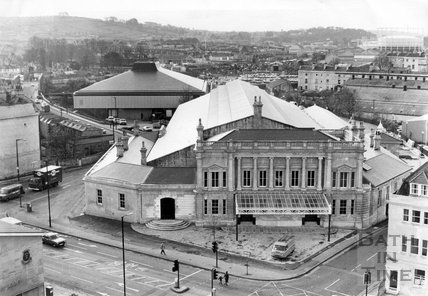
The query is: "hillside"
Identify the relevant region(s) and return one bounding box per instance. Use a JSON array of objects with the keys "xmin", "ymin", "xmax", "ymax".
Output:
[{"xmin": 0, "ymin": 16, "xmax": 376, "ymax": 46}]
